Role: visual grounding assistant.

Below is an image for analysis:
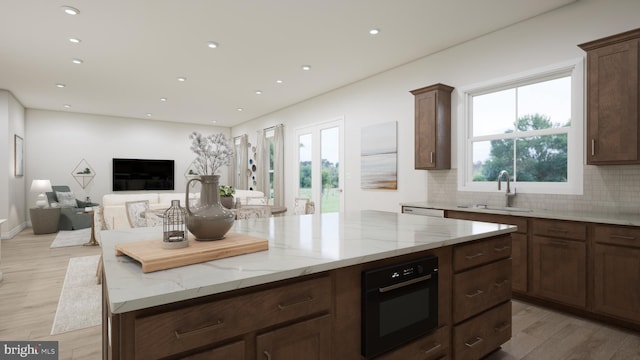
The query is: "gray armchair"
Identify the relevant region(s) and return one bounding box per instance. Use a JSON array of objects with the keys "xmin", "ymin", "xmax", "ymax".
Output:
[{"xmin": 45, "ymin": 185, "xmax": 99, "ymax": 230}]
